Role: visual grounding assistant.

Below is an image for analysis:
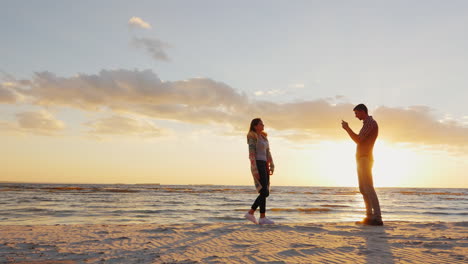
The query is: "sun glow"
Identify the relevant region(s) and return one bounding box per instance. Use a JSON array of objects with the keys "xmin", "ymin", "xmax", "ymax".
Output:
[
  {"xmin": 373, "ymin": 141, "xmax": 424, "ymax": 187},
  {"xmin": 312, "ymin": 141, "xmax": 357, "ymax": 187},
  {"xmin": 309, "ymin": 140, "xmax": 425, "ymax": 187}
]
